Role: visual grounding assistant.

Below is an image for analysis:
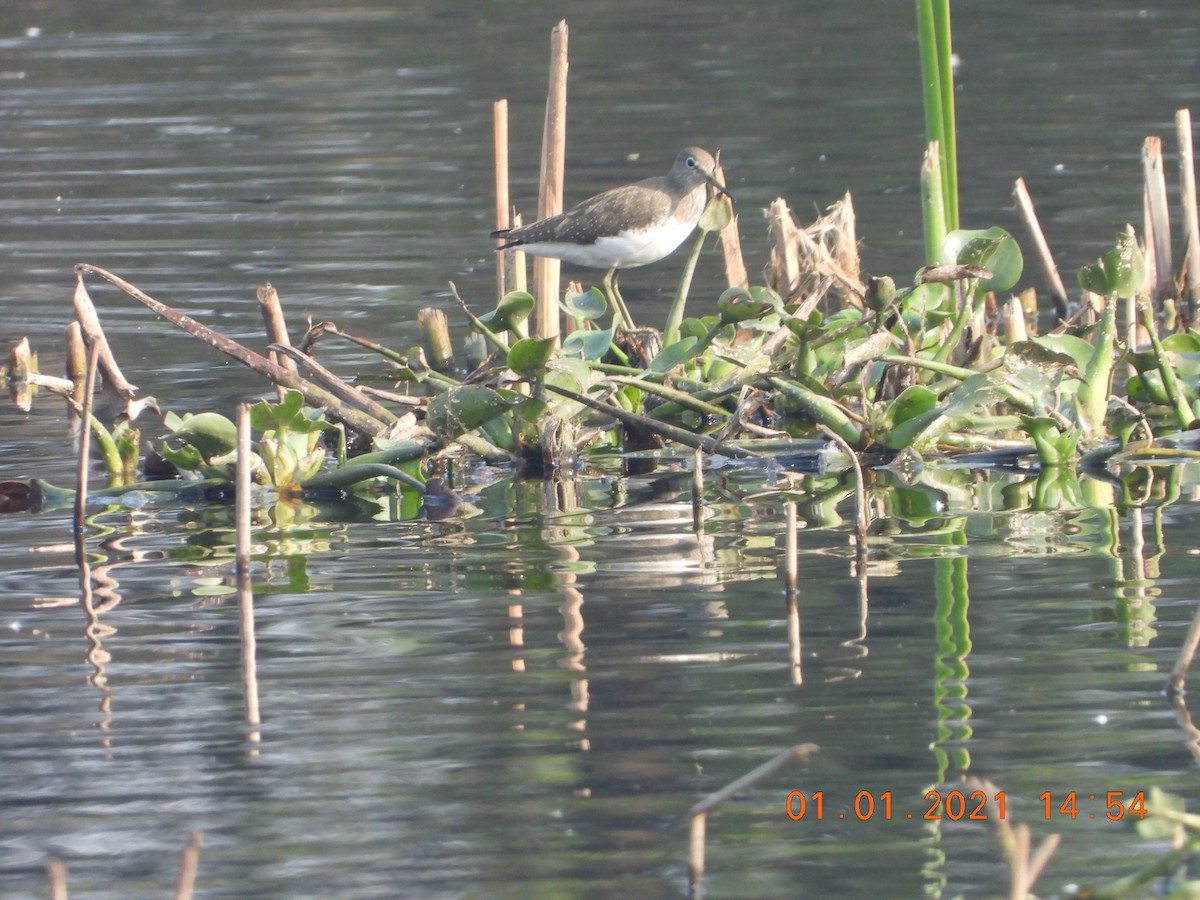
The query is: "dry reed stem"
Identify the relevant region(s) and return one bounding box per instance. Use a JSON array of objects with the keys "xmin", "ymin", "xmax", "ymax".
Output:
[
  {"xmin": 72, "ymin": 273, "xmax": 138, "ymax": 397},
  {"xmin": 416, "ymin": 307, "xmax": 455, "ymax": 374},
  {"xmin": 715, "ymin": 161, "xmax": 748, "ymax": 289},
  {"xmin": 46, "ymin": 858, "xmax": 67, "ymax": 900},
  {"xmin": 493, "ymin": 98, "xmax": 510, "ymax": 301},
  {"xmin": 73, "ymin": 341, "xmax": 101, "ymax": 531},
  {"xmin": 1143, "ymin": 136, "xmax": 1173, "ymax": 302},
  {"xmin": 1177, "ymin": 109, "xmax": 1200, "ymax": 321},
  {"xmin": 1012, "ymin": 177, "xmax": 1070, "ymax": 319},
  {"xmin": 74, "ymin": 264, "xmax": 391, "ymax": 437},
  {"xmin": 533, "ymin": 20, "xmax": 567, "ymax": 341},
  {"xmin": 766, "ymin": 198, "xmax": 801, "ymax": 299},
  {"xmin": 174, "ymin": 830, "xmax": 202, "ymax": 900},
  {"xmin": 256, "ymin": 283, "xmax": 297, "ymax": 395}
]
